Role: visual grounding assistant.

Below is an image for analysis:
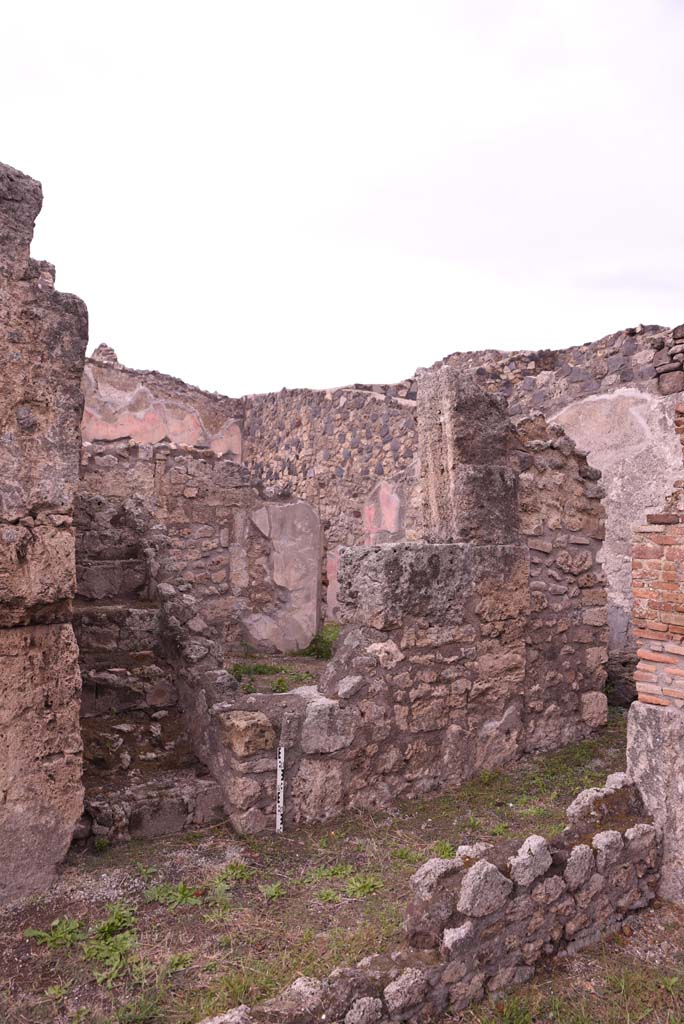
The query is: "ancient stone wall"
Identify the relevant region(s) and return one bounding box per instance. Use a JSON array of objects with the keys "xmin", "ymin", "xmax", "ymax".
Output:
[
  {"xmin": 210, "ymin": 371, "xmax": 608, "ymax": 835},
  {"xmin": 625, "ymin": 419, "xmax": 684, "ymax": 902},
  {"xmin": 82, "ymin": 345, "xmax": 243, "ymax": 456},
  {"xmin": 75, "ymin": 440, "xmax": 321, "ymax": 839},
  {"xmin": 629, "ymin": 407, "xmax": 684, "ymax": 710},
  {"xmin": 81, "ymin": 324, "xmax": 684, "ymax": 701},
  {"xmin": 242, "ymin": 388, "xmax": 418, "ymax": 617},
  {"xmin": 0, "ymin": 163, "xmax": 88, "ymax": 903},
  {"xmin": 198, "ymin": 775, "xmax": 659, "ymax": 1024}
]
